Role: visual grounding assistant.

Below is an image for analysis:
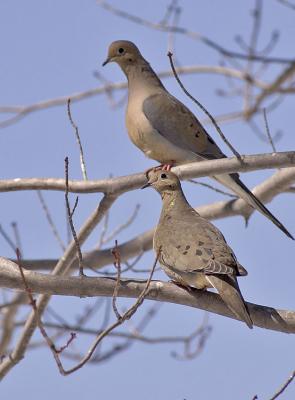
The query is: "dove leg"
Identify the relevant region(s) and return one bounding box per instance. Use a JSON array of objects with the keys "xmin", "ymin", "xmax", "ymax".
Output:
[{"xmin": 145, "ymin": 161, "xmax": 175, "ymax": 176}]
